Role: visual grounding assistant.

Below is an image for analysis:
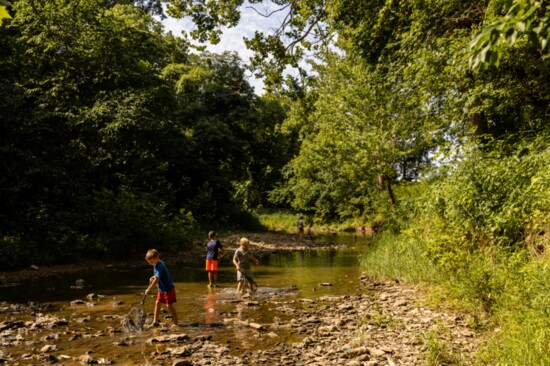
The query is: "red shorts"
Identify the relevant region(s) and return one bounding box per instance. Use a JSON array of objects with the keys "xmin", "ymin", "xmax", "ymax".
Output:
[
  {"xmin": 156, "ymin": 288, "xmax": 177, "ymax": 305},
  {"xmin": 206, "ymin": 259, "xmax": 219, "ymax": 272}
]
